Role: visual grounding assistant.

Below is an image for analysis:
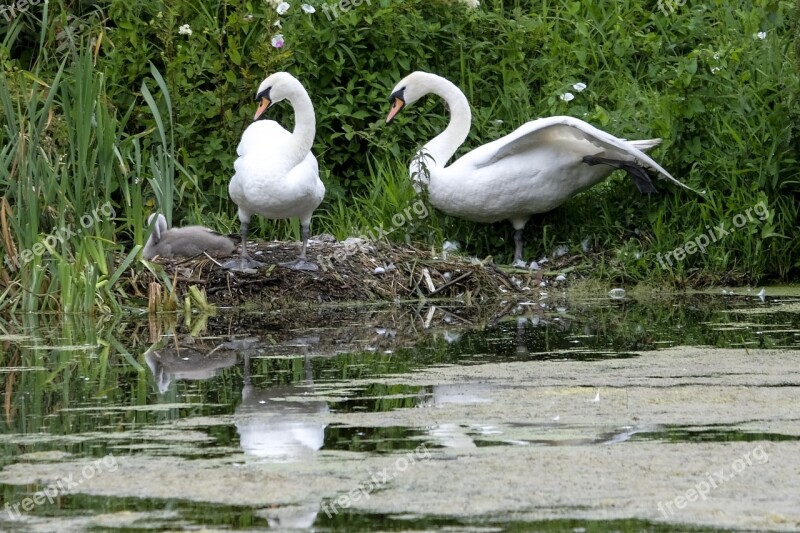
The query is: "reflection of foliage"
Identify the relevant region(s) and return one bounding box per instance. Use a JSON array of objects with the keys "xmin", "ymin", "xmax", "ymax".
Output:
[{"xmin": 1, "ymin": 297, "xmax": 796, "ymax": 450}]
